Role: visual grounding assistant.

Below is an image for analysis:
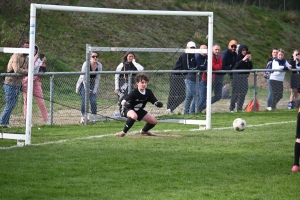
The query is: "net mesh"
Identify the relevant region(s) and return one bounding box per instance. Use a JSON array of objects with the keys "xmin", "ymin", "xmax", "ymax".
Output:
[{"xmin": 1, "ymin": 7, "xmax": 209, "ymax": 128}]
